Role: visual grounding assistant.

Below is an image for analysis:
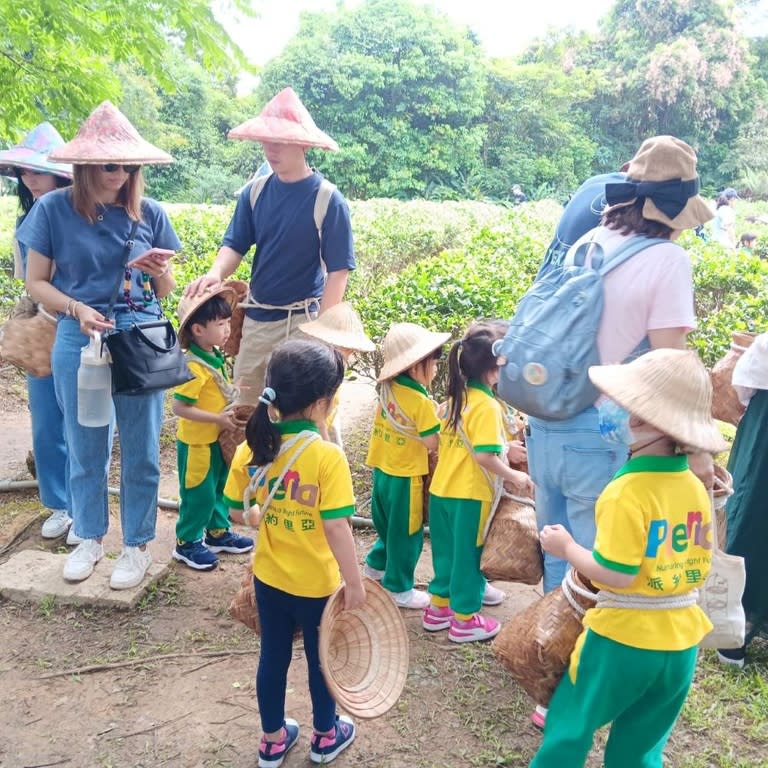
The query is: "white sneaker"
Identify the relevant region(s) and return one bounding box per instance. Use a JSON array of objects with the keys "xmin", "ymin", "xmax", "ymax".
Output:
[
  {"xmin": 483, "ymin": 582, "xmax": 505, "ymax": 606},
  {"xmin": 66, "ymin": 527, "xmax": 83, "ymax": 546},
  {"xmin": 110, "ymin": 546, "xmax": 152, "ymax": 590},
  {"xmin": 41, "ymin": 509, "xmax": 72, "ymax": 539},
  {"xmin": 363, "ymin": 564, "xmax": 384, "ymax": 581},
  {"xmin": 391, "ymin": 588, "xmax": 431, "ymax": 609},
  {"xmin": 62, "ymin": 539, "xmax": 104, "ymax": 582}
]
